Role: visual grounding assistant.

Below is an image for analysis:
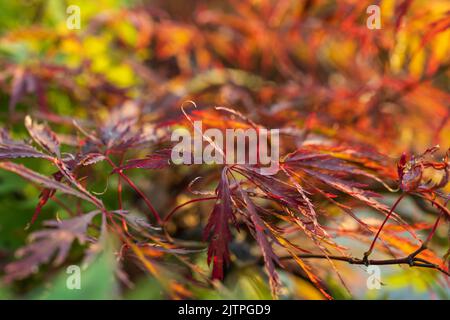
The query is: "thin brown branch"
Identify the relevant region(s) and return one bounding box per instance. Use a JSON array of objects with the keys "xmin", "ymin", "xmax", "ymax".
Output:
[{"xmin": 278, "ymin": 248, "xmax": 450, "ymax": 277}]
